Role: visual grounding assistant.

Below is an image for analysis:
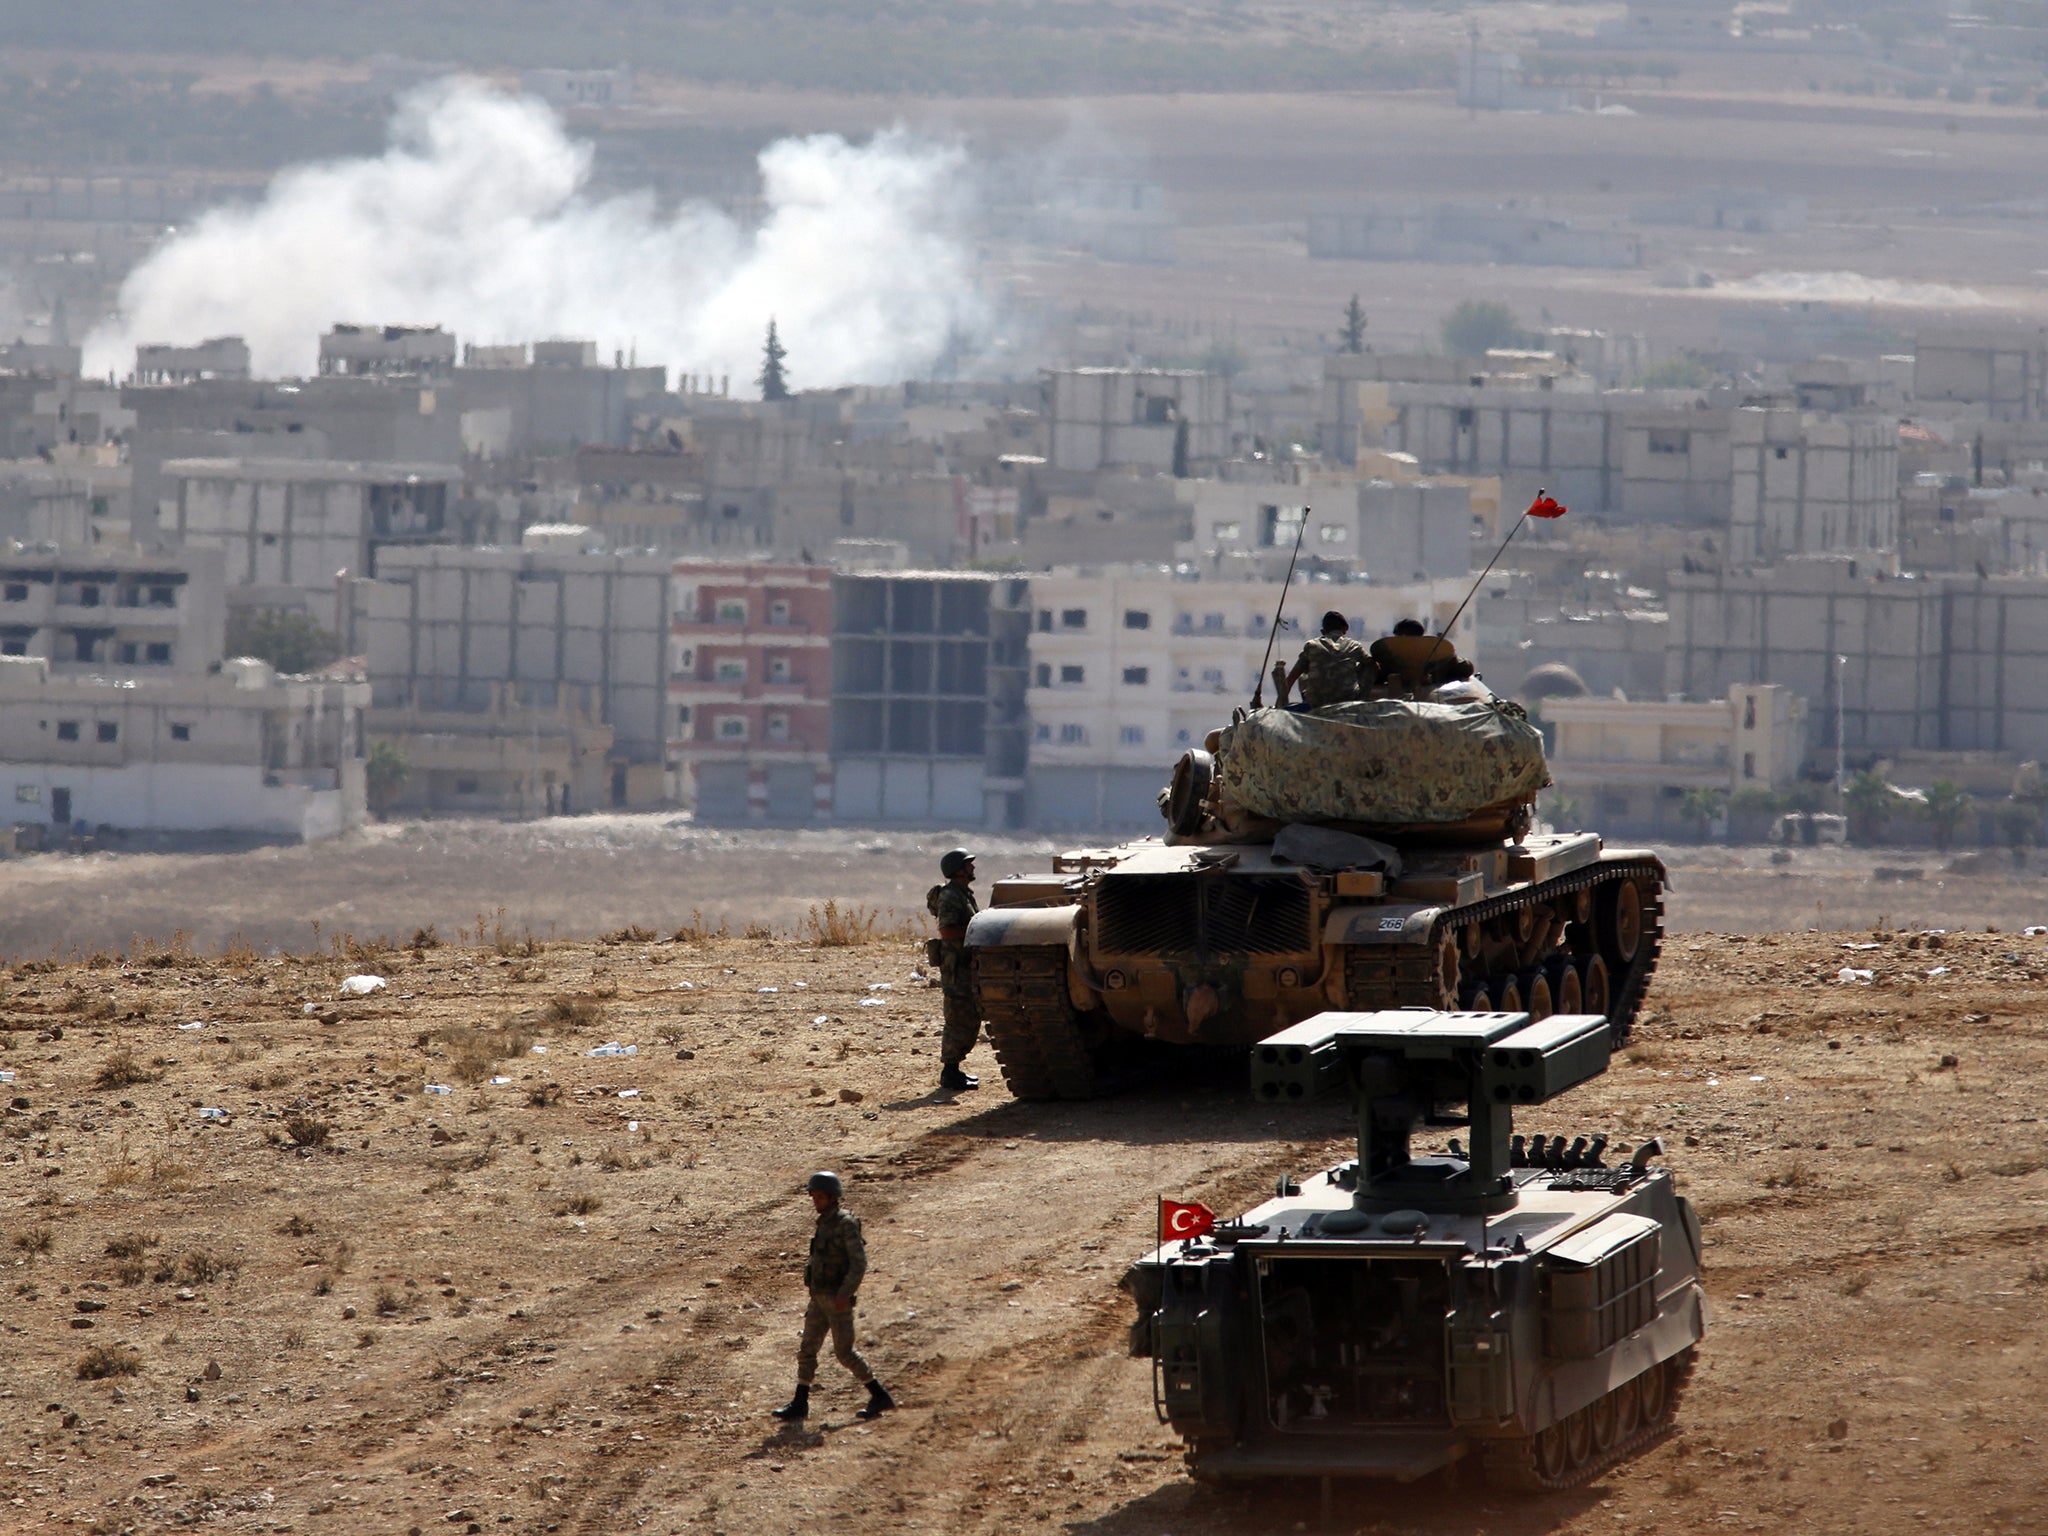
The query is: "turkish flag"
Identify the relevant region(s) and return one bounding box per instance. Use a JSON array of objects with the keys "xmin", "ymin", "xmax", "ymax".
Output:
[
  {"xmin": 1526, "ymin": 492, "xmax": 1568, "ymax": 519},
  {"xmin": 1160, "ymin": 1198, "xmax": 1216, "ymax": 1241}
]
